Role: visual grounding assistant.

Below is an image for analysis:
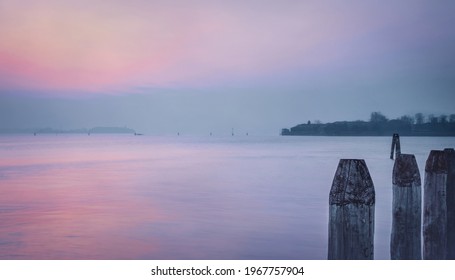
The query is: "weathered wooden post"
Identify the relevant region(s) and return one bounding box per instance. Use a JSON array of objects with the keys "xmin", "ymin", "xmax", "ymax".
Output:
[
  {"xmin": 390, "ymin": 154, "xmax": 421, "ymax": 259},
  {"xmin": 446, "ymin": 148, "xmax": 455, "ymax": 259},
  {"xmin": 423, "ymin": 148, "xmax": 455, "ymax": 259},
  {"xmin": 328, "ymin": 159, "xmax": 375, "ymax": 260},
  {"xmin": 390, "ymin": 133, "xmax": 401, "ymax": 160}
]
